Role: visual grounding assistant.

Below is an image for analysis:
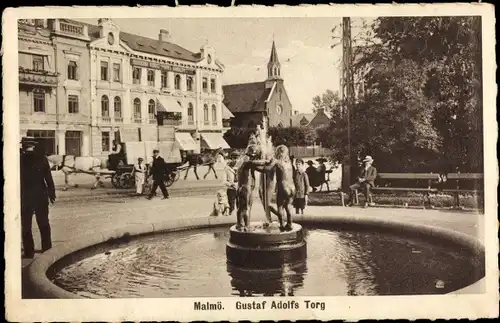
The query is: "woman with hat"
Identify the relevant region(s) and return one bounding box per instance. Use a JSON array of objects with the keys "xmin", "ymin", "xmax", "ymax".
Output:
[
  {"xmin": 132, "ymin": 157, "xmax": 147, "ymax": 195},
  {"xmin": 348, "ymin": 155, "xmax": 377, "ymax": 207}
]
